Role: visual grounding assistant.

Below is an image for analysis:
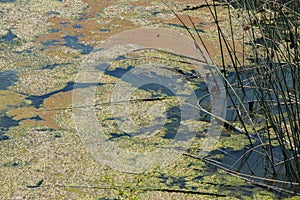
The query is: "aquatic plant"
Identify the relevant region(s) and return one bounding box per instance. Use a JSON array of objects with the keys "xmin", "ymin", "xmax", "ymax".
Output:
[
  {"xmin": 162, "ymin": 0, "xmax": 300, "ymax": 196},
  {"xmin": 182, "ymin": 0, "xmax": 300, "ymax": 195}
]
